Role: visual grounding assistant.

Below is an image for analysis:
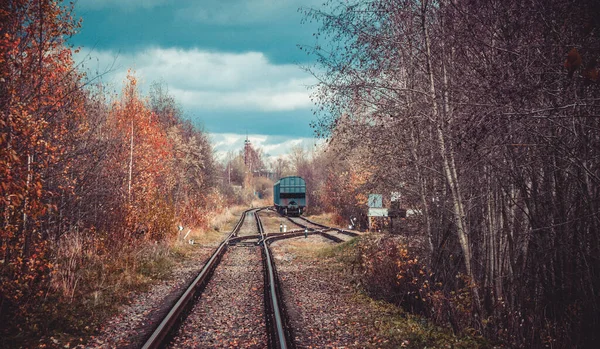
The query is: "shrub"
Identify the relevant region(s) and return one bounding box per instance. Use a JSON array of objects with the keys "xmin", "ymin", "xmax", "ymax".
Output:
[{"xmin": 352, "ymin": 235, "xmax": 476, "ymax": 335}]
